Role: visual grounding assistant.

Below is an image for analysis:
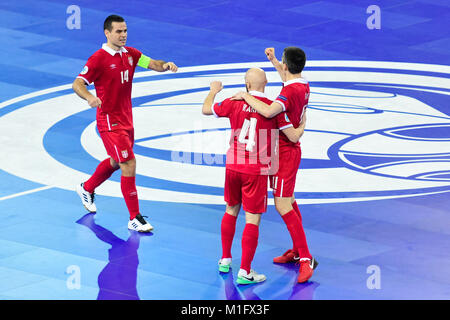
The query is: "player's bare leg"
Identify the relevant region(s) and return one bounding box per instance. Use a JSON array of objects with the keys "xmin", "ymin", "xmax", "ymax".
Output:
[
  {"xmin": 77, "ymin": 157, "xmax": 119, "ymax": 213},
  {"xmin": 237, "ymin": 212, "xmax": 266, "ymax": 285},
  {"xmin": 219, "ymin": 203, "xmax": 240, "ymax": 273},
  {"xmin": 226, "ymin": 203, "xmax": 240, "ymax": 217},
  {"xmin": 119, "ymin": 158, "xmax": 153, "ymax": 232},
  {"xmin": 119, "ymin": 157, "xmax": 136, "ymax": 177},
  {"xmin": 109, "ymin": 157, "xmax": 120, "ymax": 170},
  {"xmin": 274, "ymin": 196, "xmax": 294, "ymax": 216}
]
